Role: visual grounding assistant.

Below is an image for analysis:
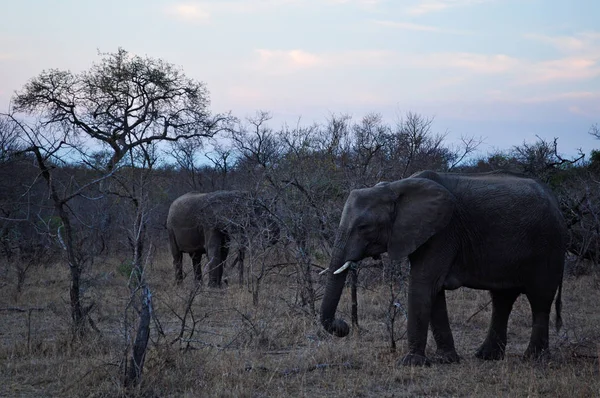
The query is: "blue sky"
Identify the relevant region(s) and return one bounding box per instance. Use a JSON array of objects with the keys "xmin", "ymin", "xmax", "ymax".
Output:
[{"xmin": 1, "ymin": 0, "xmax": 599, "ymax": 156}]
